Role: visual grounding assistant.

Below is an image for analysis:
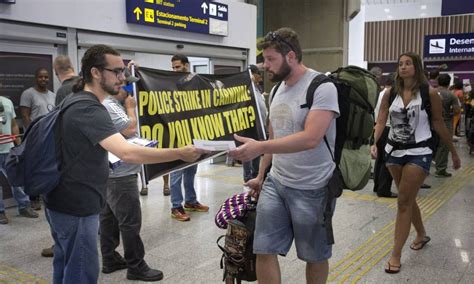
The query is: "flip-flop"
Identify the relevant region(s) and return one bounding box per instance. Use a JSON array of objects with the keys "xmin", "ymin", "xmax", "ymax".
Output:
[
  {"xmin": 410, "ymin": 236, "xmax": 431, "ymax": 250},
  {"xmin": 384, "ymin": 261, "xmax": 401, "ymax": 274}
]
